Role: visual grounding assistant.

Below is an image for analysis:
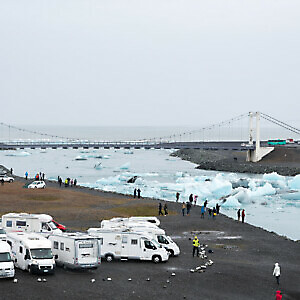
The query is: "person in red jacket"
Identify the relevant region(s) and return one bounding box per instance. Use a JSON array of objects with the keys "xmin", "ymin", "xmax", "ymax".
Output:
[
  {"xmin": 242, "ymin": 209, "xmax": 246, "ymax": 223},
  {"xmin": 275, "ymin": 290, "xmax": 282, "ymax": 300}
]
